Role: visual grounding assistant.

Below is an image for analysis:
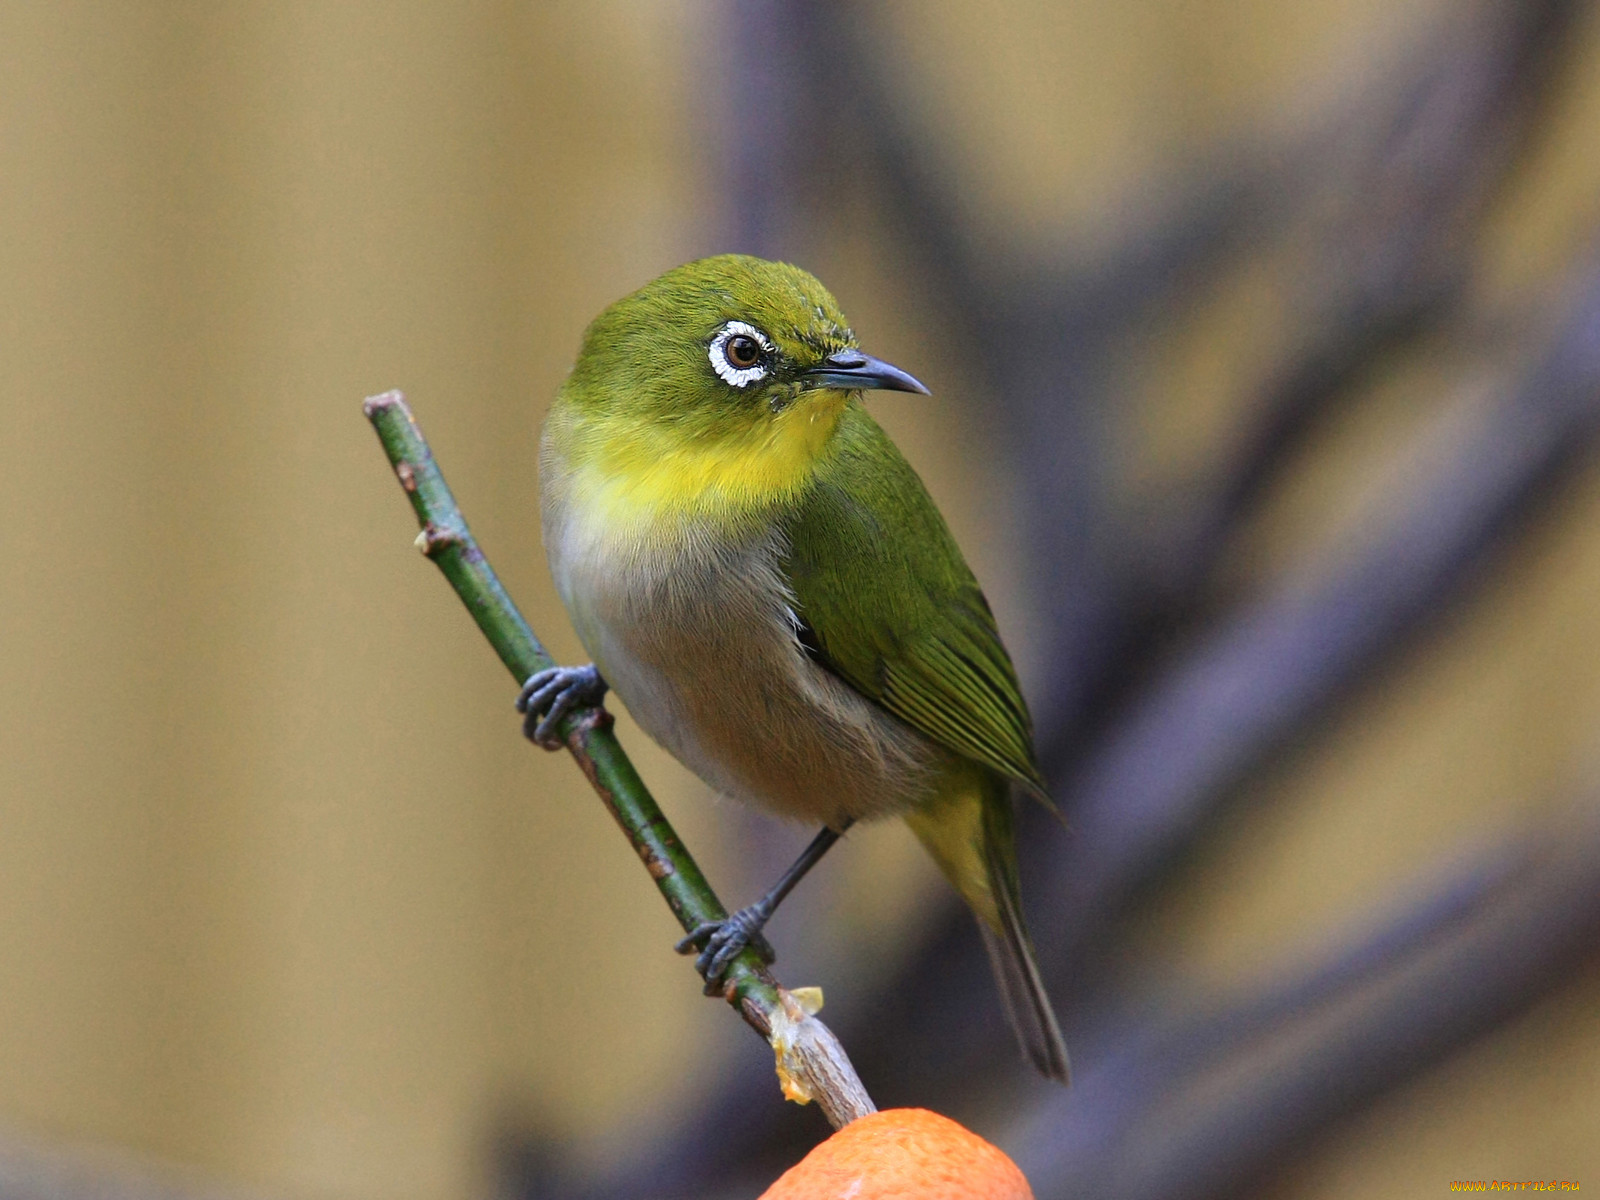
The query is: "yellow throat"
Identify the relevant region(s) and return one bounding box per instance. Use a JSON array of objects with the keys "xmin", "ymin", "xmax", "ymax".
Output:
[{"xmin": 550, "ymin": 387, "xmax": 850, "ymax": 534}]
